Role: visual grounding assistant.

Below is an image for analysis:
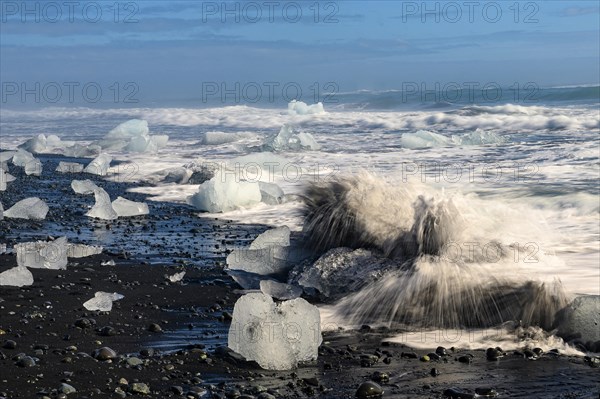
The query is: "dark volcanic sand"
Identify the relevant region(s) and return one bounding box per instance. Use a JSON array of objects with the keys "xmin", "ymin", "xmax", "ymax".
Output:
[{"xmin": 1, "ymin": 154, "xmax": 599, "ymax": 399}]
